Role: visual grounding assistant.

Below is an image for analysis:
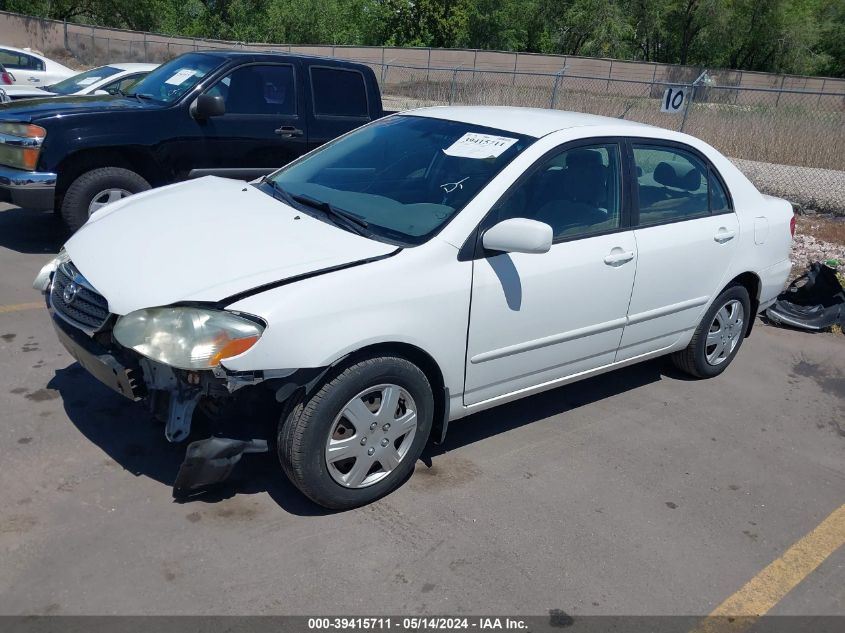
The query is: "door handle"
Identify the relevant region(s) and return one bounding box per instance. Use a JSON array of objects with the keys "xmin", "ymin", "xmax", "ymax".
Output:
[
  {"xmin": 28, "ymin": 77, "xmax": 40, "ymax": 83},
  {"xmin": 714, "ymin": 228, "xmax": 736, "ymax": 243},
  {"xmin": 603, "ymin": 250, "xmax": 635, "ymax": 266},
  {"xmin": 275, "ymin": 126, "xmax": 303, "ymax": 138}
]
